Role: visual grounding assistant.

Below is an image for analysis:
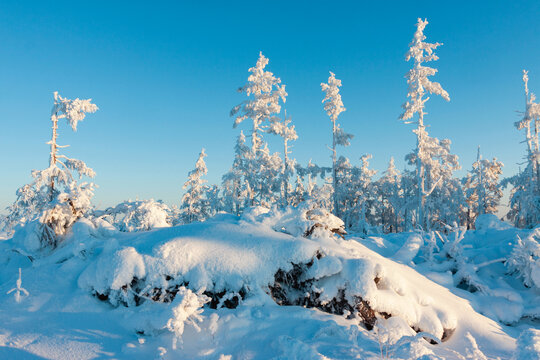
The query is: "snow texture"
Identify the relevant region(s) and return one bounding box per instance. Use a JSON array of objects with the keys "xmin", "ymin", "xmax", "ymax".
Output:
[{"xmin": 0, "ymin": 208, "xmax": 528, "ymax": 359}]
